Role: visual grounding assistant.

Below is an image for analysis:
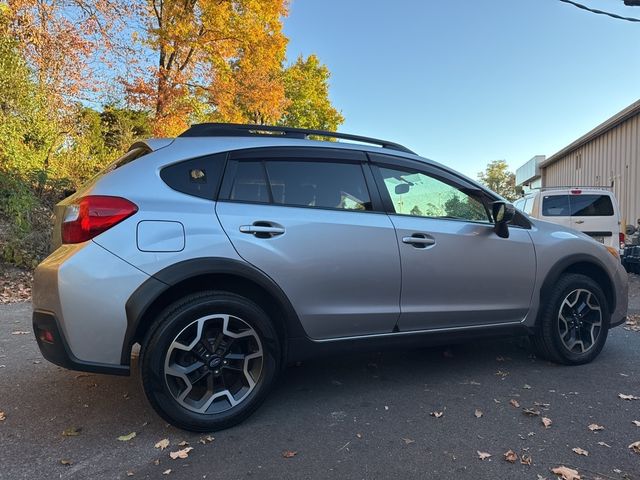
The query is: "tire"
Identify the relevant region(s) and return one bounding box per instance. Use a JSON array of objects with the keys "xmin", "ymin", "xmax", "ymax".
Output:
[
  {"xmin": 531, "ymin": 274, "xmax": 609, "ymax": 365},
  {"xmin": 140, "ymin": 291, "xmax": 280, "ymax": 432}
]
